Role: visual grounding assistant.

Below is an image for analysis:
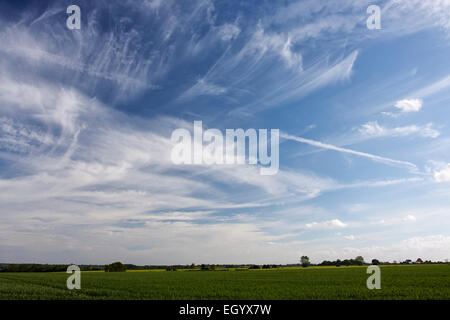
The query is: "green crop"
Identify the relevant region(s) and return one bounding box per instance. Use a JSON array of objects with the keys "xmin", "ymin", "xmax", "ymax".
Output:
[{"xmin": 0, "ymin": 264, "xmax": 448, "ymax": 300}]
